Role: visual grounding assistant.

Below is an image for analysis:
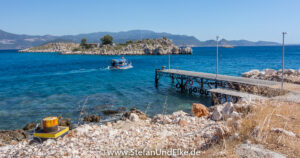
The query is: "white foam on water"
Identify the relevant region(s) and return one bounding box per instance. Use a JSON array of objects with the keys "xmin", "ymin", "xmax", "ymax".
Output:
[{"xmin": 0, "ymin": 67, "xmax": 109, "ymax": 80}]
